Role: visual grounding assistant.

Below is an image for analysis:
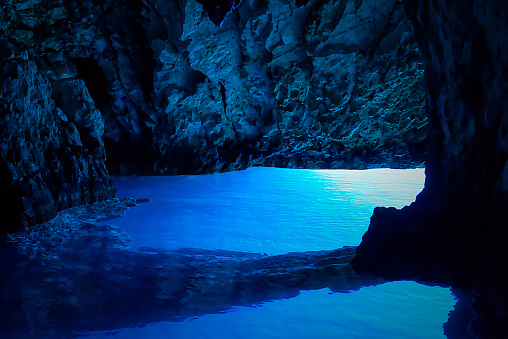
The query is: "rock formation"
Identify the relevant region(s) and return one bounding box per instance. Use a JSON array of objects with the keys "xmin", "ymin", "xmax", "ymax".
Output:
[
  {"xmin": 351, "ymin": 1, "xmax": 508, "ymax": 335},
  {"xmin": 0, "ymin": 0, "xmax": 425, "ymax": 230},
  {"xmin": 353, "ymin": 0, "xmax": 508, "ymax": 284}
]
